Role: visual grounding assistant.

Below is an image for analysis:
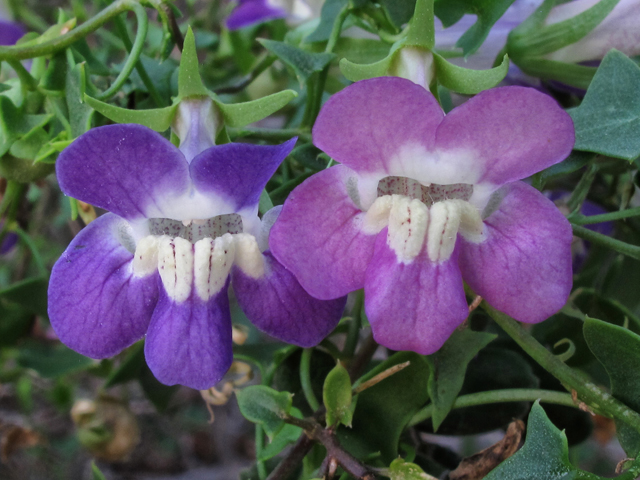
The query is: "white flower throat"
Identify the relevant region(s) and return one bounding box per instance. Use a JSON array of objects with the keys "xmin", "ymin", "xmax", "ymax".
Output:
[
  {"xmin": 362, "ymin": 177, "xmax": 485, "ymax": 263},
  {"xmin": 130, "ymin": 214, "xmax": 264, "ymax": 302}
]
